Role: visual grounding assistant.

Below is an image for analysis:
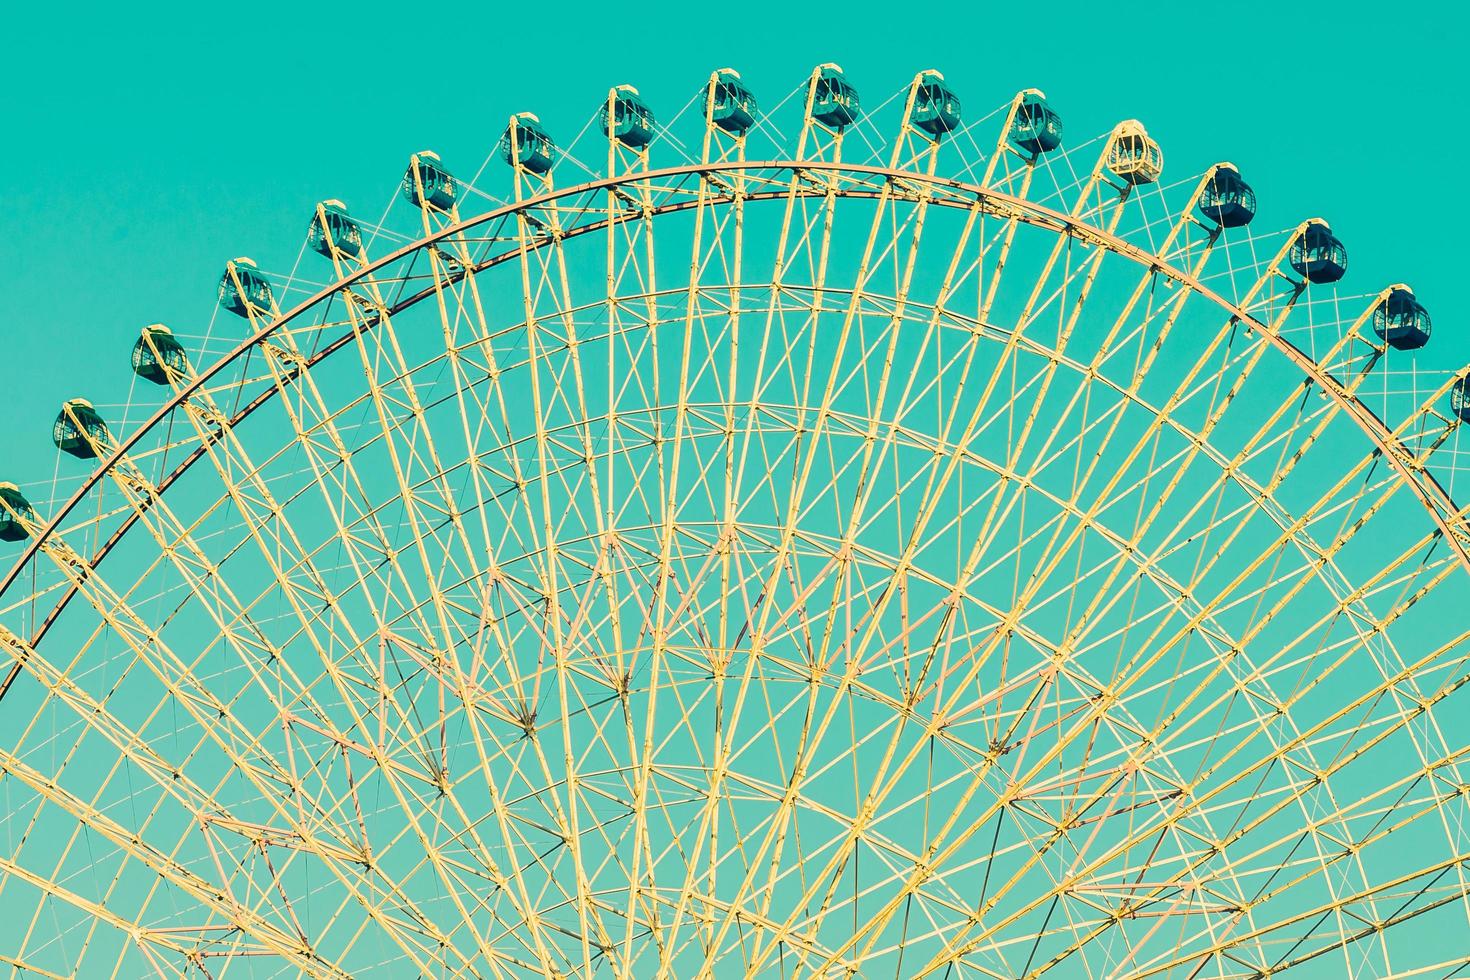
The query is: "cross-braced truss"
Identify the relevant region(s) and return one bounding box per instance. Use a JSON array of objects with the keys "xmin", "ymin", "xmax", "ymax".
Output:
[{"xmin": 1, "ymin": 69, "xmax": 1468, "ymax": 979}]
